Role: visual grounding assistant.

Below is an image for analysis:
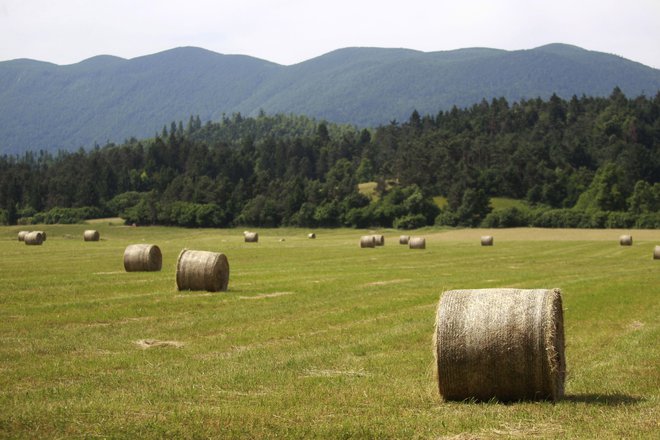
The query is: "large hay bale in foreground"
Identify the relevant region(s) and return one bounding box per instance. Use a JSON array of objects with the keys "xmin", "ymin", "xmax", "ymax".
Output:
[
  {"xmin": 244, "ymin": 232, "xmax": 259, "ymax": 243},
  {"xmin": 24, "ymin": 231, "xmax": 44, "ymax": 245},
  {"xmin": 373, "ymin": 234, "xmax": 385, "ymax": 246},
  {"xmin": 360, "ymin": 235, "xmax": 376, "ymax": 248},
  {"xmin": 399, "ymin": 235, "xmax": 410, "ymax": 245},
  {"xmin": 654, "ymin": 246, "xmax": 660, "ymax": 260},
  {"xmin": 124, "ymin": 244, "xmax": 163, "ymax": 272},
  {"xmin": 619, "ymin": 235, "xmax": 633, "ymax": 246},
  {"xmin": 176, "ymin": 249, "xmax": 229, "ymax": 292},
  {"xmin": 83, "ymin": 230, "xmax": 100, "ymax": 241},
  {"xmin": 409, "ymin": 237, "xmax": 426, "ymax": 249},
  {"xmin": 435, "ymin": 288, "xmax": 565, "ymax": 402},
  {"xmin": 17, "ymin": 231, "xmax": 29, "ymax": 242},
  {"xmin": 481, "ymin": 235, "xmax": 494, "ymax": 246}
]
